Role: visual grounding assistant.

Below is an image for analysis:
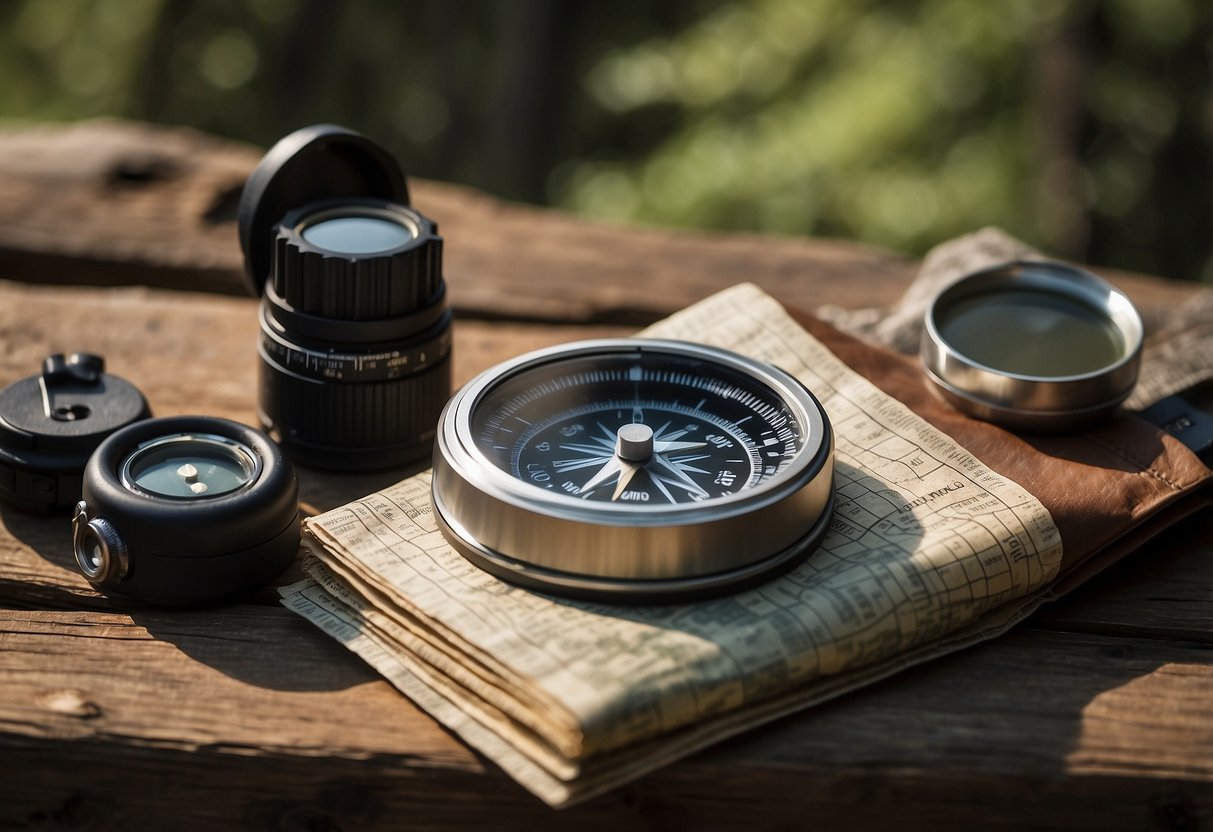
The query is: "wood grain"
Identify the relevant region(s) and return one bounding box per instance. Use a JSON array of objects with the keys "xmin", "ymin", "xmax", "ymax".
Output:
[
  {"xmin": 0, "ymin": 280, "xmax": 1209, "ymax": 830},
  {"xmin": 2, "ymin": 611, "xmax": 1208, "ymax": 831},
  {"xmin": 0, "ymin": 119, "xmax": 1197, "ymax": 328},
  {"xmin": 0, "ymin": 120, "xmax": 1209, "ymax": 830}
]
